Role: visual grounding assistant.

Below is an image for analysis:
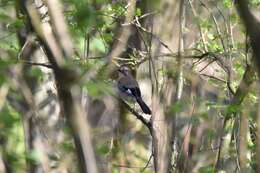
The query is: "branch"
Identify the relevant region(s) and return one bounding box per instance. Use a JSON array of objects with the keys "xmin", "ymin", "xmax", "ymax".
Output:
[
  {"xmin": 200, "ymin": 73, "xmax": 226, "ymax": 83},
  {"xmin": 25, "ymin": 1, "xmax": 98, "ymax": 172},
  {"xmin": 141, "ymin": 153, "xmax": 153, "ymax": 172},
  {"xmin": 119, "ymin": 98, "xmax": 152, "ymax": 133},
  {"xmin": 234, "ymin": 3, "xmax": 260, "ymax": 170},
  {"xmin": 214, "ymin": 64, "xmax": 255, "ymax": 170},
  {"xmin": 106, "ymin": 0, "xmax": 136, "ymax": 65},
  {"xmin": 20, "ymin": 60, "xmax": 53, "ymax": 69}
]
